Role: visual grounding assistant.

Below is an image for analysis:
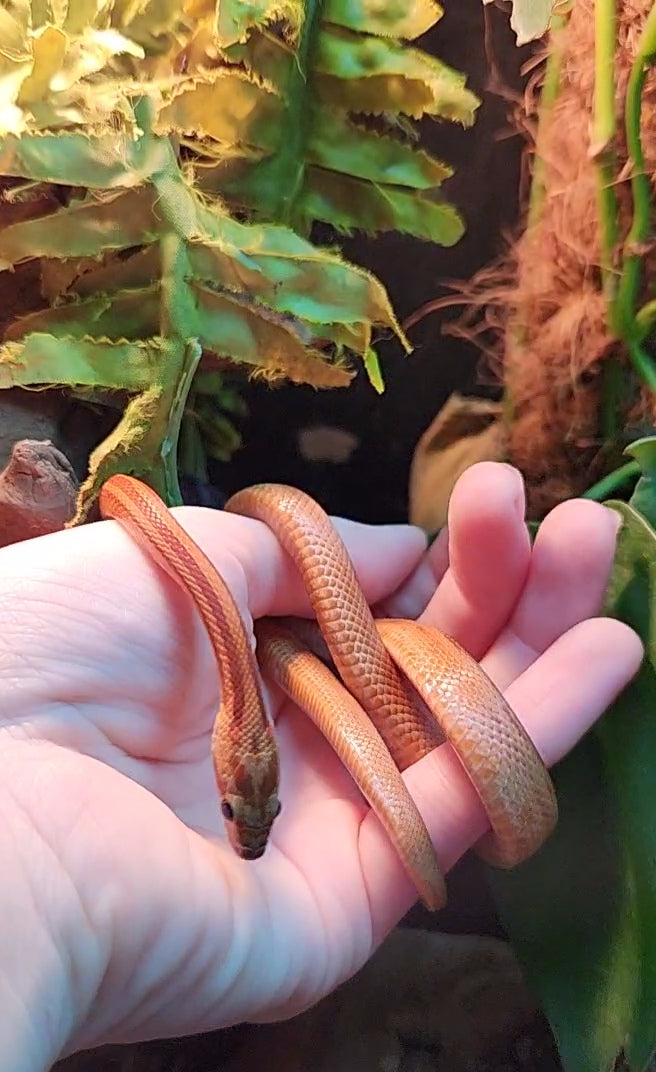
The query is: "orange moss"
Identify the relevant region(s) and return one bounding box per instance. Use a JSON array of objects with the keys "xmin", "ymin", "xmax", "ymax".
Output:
[{"xmin": 424, "ymin": 0, "xmax": 656, "ymax": 517}]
